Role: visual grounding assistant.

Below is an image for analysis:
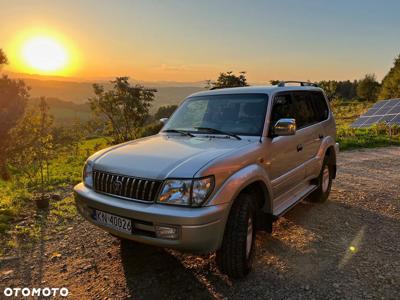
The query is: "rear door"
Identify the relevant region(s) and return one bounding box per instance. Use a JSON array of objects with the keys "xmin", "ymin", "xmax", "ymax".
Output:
[{"xmin": 291, "ymin": 91, "xmax": 329, "ymax": 178}]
